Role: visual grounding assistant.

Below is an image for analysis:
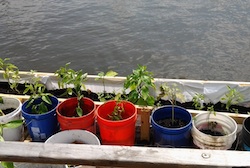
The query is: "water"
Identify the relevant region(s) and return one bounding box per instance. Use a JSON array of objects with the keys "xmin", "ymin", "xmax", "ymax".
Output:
[{"xmin": 1, "ymin": 0, "xmax": 250, "ymax": 81}]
